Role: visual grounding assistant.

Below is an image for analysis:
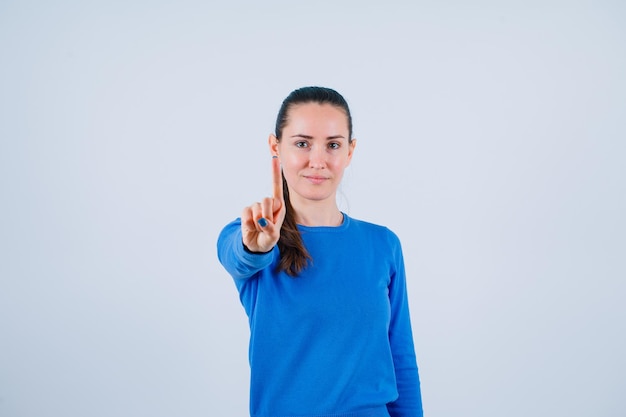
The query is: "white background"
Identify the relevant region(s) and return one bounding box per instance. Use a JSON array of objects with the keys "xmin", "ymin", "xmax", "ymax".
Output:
[{"xmin": 1, "ymin": 1, "xmax": 624, "ymax": 416}]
